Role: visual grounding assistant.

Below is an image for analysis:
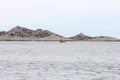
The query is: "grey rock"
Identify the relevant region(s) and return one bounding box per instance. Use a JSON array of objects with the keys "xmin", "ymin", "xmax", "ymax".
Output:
[
  {"xmin": 70, "ymin": 32, "xmax": 92, "ymax": 40},
  {"xmin": 0, "ymin": 26, "xmax": 119, "ymax": 41},
  {"xmin": 0, "ymin": 31, "xmax": 6, "ymax": 36},
  {"xmin": 6, "ymin": 26, "xmax": 35, "ymax": 37},
  {"xmin": 0, "ymin": 26, "xmax": 67, "ymax": 41}
]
